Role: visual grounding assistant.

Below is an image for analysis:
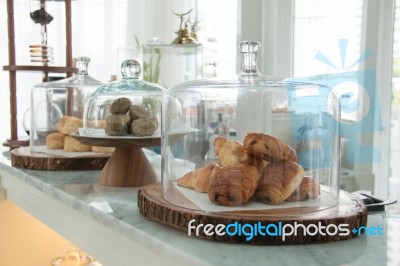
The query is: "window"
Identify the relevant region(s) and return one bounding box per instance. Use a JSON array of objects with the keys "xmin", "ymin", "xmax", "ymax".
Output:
[{"xmin": 389, "ymin": 0, "xmax": 400, "ymax": 216}]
